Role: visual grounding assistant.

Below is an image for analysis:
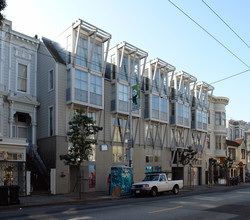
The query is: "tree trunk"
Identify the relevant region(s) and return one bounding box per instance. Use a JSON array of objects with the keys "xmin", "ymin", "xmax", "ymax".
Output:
[
  {"xmin": 78, "ymin": 164, "xmax": 82, "ymax": 199},
  {"xmin": 188, "ymin": 166, "xmax": 192, "ymax": 190}
]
